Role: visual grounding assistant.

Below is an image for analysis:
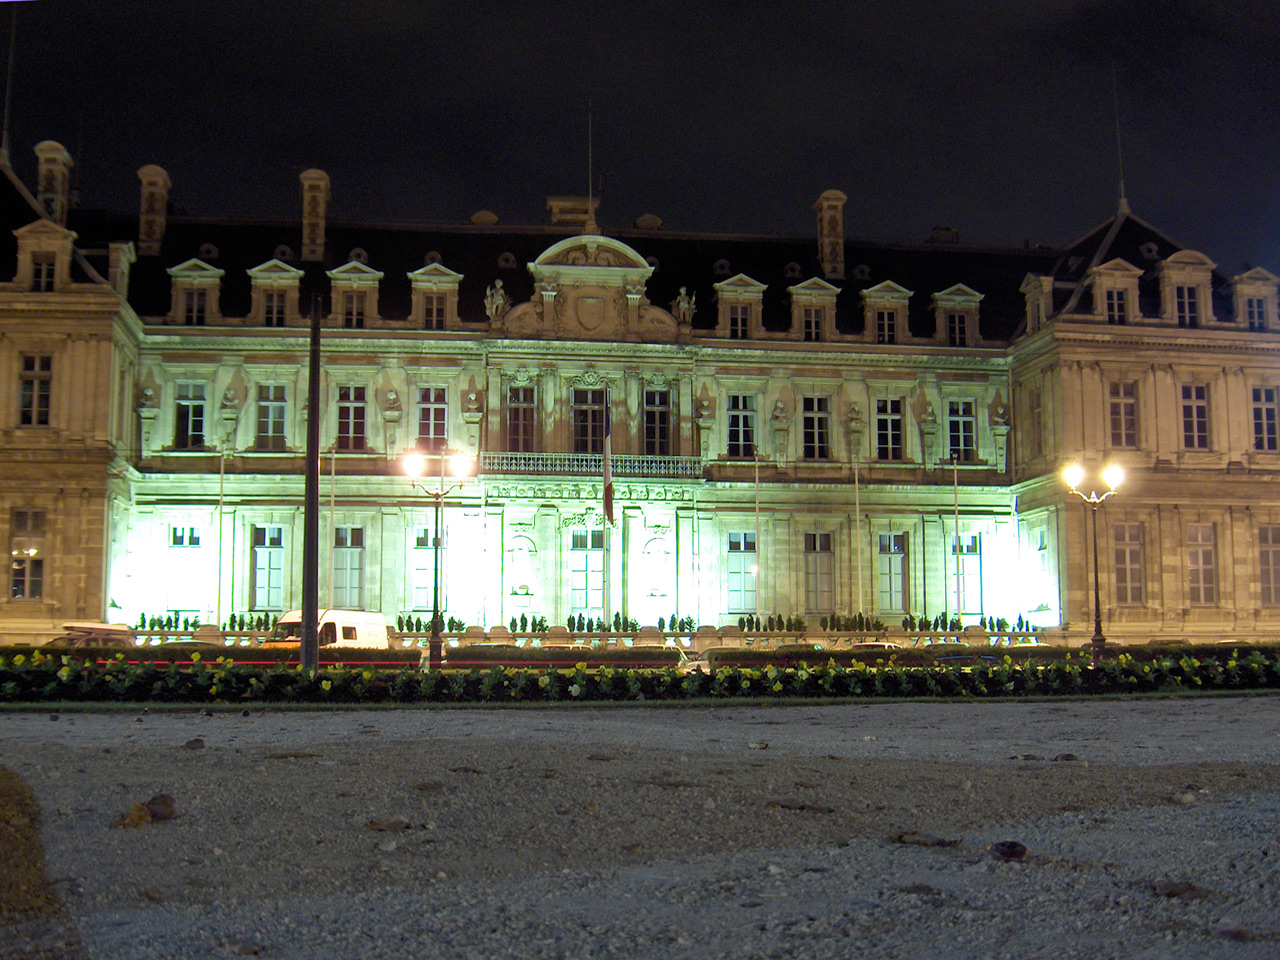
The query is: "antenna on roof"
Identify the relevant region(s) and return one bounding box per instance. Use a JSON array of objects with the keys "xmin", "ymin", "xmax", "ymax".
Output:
[
  {"xmin": 0, "ymin": 6, "xmax": 17, "ymax": 168},
  {"xmin": 1111, "ymin": 62, "xmax": 1128, "ymax": 215},
  {"xmin": 585, "ymin": 99, "xmax": 598, "ymax": 234}
]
